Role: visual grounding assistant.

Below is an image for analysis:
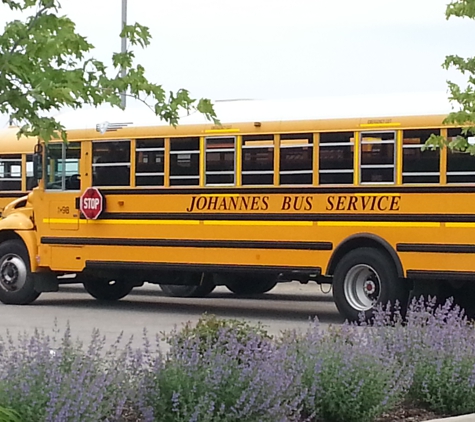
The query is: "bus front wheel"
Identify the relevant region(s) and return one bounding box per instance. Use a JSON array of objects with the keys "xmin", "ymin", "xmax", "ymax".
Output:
[
  {"xmin": 332, "ymin": 247, "xmax": 409, "ymax": 322},
  {"xmin": 83, "ymin": 277, "xmax": 133, "ymax": 301},
  {"xmin": 0, "ymin": 239, "xmax": 40, "ymax": 305}
]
